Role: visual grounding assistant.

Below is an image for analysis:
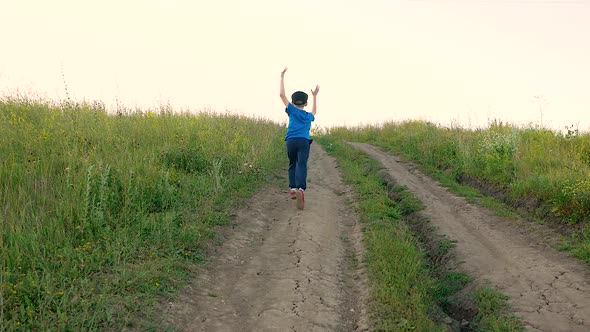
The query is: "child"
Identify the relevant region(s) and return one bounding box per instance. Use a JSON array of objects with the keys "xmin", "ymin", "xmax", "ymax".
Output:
[{"xmin": 279, "ymin": 67, "xmax": 319, "ymax": 210}]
